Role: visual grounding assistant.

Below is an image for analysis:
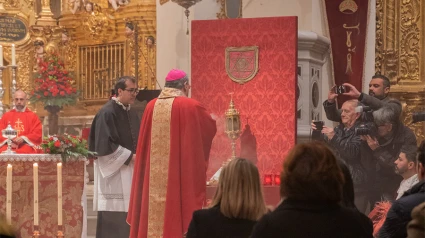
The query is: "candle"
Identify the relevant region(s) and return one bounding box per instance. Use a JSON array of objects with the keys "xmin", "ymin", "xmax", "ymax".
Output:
[
  {"xmin": 33, "ymin": 163, "xmax": 39, "ymax": 226},
  {"xmin": 6, "ymin": 164, "xmax": 12, "ymax": 225},
  {"xmin": 11, "ymin": 44, "xmax": 15, "ymax": 66},
  {"xmin": 57, "ymin": 163, "xmax": 63, "ymax": 226},
  {"xmin": 0, "ymin": 45, "xmax": 3, "ymax": 66}
]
